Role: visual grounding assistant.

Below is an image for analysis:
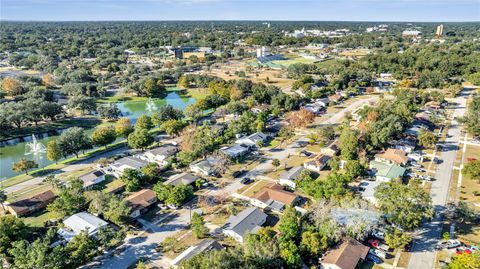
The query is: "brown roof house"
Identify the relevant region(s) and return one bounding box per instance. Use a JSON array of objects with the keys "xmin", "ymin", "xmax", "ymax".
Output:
[
  {"xmin": 4, "ymin": 190, "xmax": 56, "ymax": 217},
  {"xmin": 251, "ymin": 184, "xmax": 300, "ymax": 212},
  {"xmin": 126, "ymin": 189, "xmax": 157, "ymax": 218},
  {"xmin": 320, "ymin": 238, "xmax": 370, "ymax": 269},
  {"xmin": 303, "ymin": 154, "xmax": 331, "ymax": 173},
  {"xmin": 374, "ymin": 148, "xmax": 408, "ymax": 166}
]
